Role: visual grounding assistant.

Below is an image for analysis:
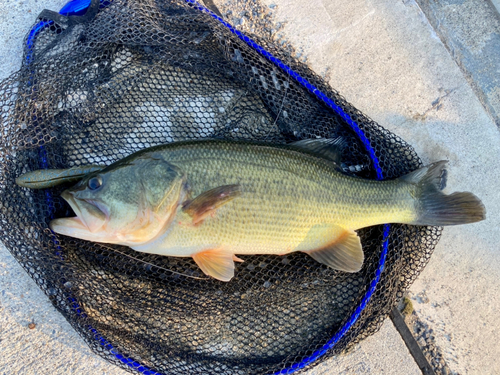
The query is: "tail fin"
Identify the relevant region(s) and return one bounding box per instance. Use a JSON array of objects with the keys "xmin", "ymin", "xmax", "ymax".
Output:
[{"xmin": 403, "ymin": 161, "xmax": 486, "ymax": 226}]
